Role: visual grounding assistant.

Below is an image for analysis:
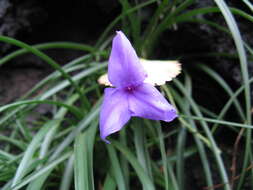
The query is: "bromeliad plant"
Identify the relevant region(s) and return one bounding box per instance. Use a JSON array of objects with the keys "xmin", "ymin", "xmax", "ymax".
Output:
[{"xmin": 99, "ymin": 31, "xmax": 178, "ymax": 142}]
